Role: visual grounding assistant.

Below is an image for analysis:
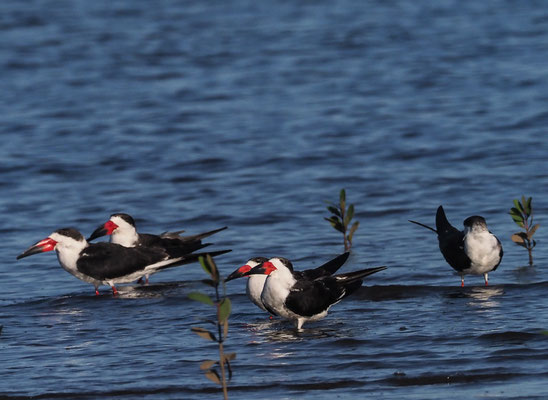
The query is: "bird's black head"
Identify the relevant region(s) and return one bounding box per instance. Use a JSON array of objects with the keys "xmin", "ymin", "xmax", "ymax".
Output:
[
  {"xmin": 249, "ymin": 256, "xmax": 269, "ymax": 265},
  {"xmin": 225, "ymin": 257, "xmax": 270, "ymax": 282},
  {"xmin": 56, "ymin": 227, "xmax": 86, "ymax": 241},
  {"xmin": 110, "ymin": 213, "xmax": 136, "ymax": 227},
  {"xmin": 16, "ymin": 227, "xmax": 84, "ymax": 260},
  {"xmin": 463, "ymin": 216, "xmax": 487, "ymax": 229},
  {"xmin": 270, "ymin": 257, "xmax": 293, "ymax": 272}
]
